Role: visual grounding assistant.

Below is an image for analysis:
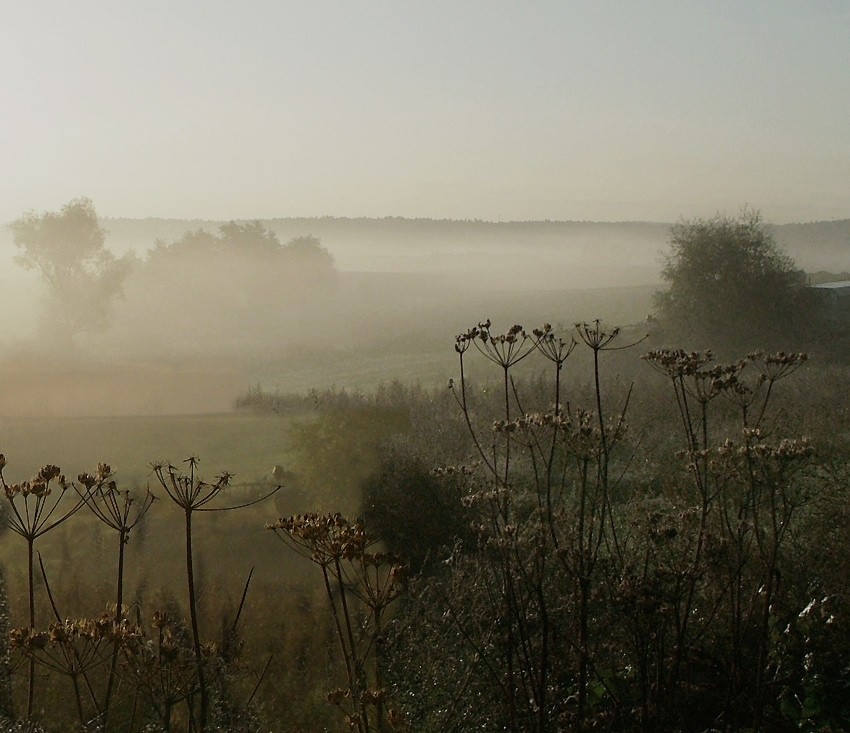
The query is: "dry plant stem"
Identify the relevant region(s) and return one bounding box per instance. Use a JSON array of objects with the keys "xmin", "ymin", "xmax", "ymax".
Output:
[
  {"xmin": 103, "ymin": 528, "xmax": 127, "ymax": 725},
  {"xmin": 463, "ymin": 326, "xmax": 546, "ymax": 729},
  {"xmin": 320, "ymin": 565, "xmax": 355, "ymax": 692},
  {"xmin": 37, "ymin": 553, "xmax": 102, "ymax": 725},
  {"xmin": 499, "ymin": 363, "xmax": 520, "ymax": 731},
  {"xmin": 576, "ymin": 460, "xmax": 591, "ymax": 727},
  {"xmin": 680, "ymin": 404, "xmax": 717, "ymax": 718},
  {"xmin": 453, "ymin": 352, "xmax": 498, "ymax": 481},
  {"xmin": 641, "ymin": 354, "xmax": 720, "ymax": 716},
  {"xmin": 232, "ymin": 568, "xmax": 253, "ymax": 632},
  {"xmin": 270, "ymin": 515, "xmax": 404, "ymax": 733},
  {"xmin": 576, "ymin": 322, "xmax": 630, "ymax": 726},
  {"xmin": 0, "ymin": 462, "xmax": 86, "ymax": 719},
  {"xmin": 40, "ymin": 568, "xmax": 88, "ymax": 728},
  {"xmin": 503, "ymin": 364, "xmax": 512, "ymax": 495},
  {"xmin": 333, "ymin": 556, "xmax": 369, "ymax": 731},
  {"xmin": 76, "ymin": 468, "xmax": 155, "ymax": 728},
  {"xmin": 26, "ymin": 538, "xmax": 34, "ymax": 719},
  {"xmin": 184, "ymin": 506, "xmax": 207, "ymax": 733},
  {"xmin": 374, "ymin": 604, "xmax": 385, "ymax": 733},
  {"xmin": 126, "ymin": 688, "xmax": 139, "ymax": 733},
  {"xmin": 671, "ymin": 393, "xmax": 711, "ymax": 709},
  {"xmin": 153, "ymin": 457, "xmax": 276, "ymax": 733}
]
